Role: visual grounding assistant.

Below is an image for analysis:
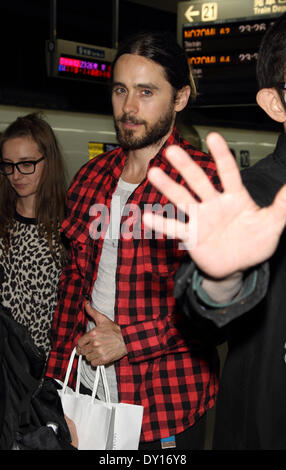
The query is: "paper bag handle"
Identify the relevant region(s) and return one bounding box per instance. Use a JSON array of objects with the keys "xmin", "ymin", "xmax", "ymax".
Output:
[
  {"xmin": 61, "ymin": 347, "xmax": 111, "ymax": 404},
  {"xmin": 91, "ymin": 365, "xmax": 111, "ymax": 404},
  {"xmin": 61, "ymin": 347, "xmax": 77, "ymax": 395}
]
